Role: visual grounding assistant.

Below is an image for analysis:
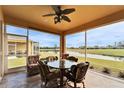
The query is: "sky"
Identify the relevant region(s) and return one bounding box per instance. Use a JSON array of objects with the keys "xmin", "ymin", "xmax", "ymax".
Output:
[
  {"xmin": 6, "ymin": 21, "xmax": 124, "ymax": 47},
  {"xmin": 6, "ymin": 25, "xmax": 60, "ymax": 47},
  {"xmin": 66, "ymin": 21, "xmax": 124, "ymax": 47}
]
